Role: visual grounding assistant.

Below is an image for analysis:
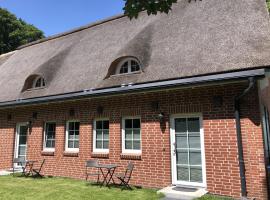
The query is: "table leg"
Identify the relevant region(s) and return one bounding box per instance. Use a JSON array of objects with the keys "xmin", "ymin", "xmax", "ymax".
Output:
[{"xmin": 106, "ymin": 168, "xmax": 116, "ymax": 186}]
